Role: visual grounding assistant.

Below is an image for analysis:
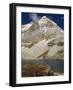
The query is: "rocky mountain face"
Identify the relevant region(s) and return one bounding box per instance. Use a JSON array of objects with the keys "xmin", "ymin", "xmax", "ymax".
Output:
[{"xmin": 21, "ymin": 16, "xmax": 64, "ymax": 60}]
